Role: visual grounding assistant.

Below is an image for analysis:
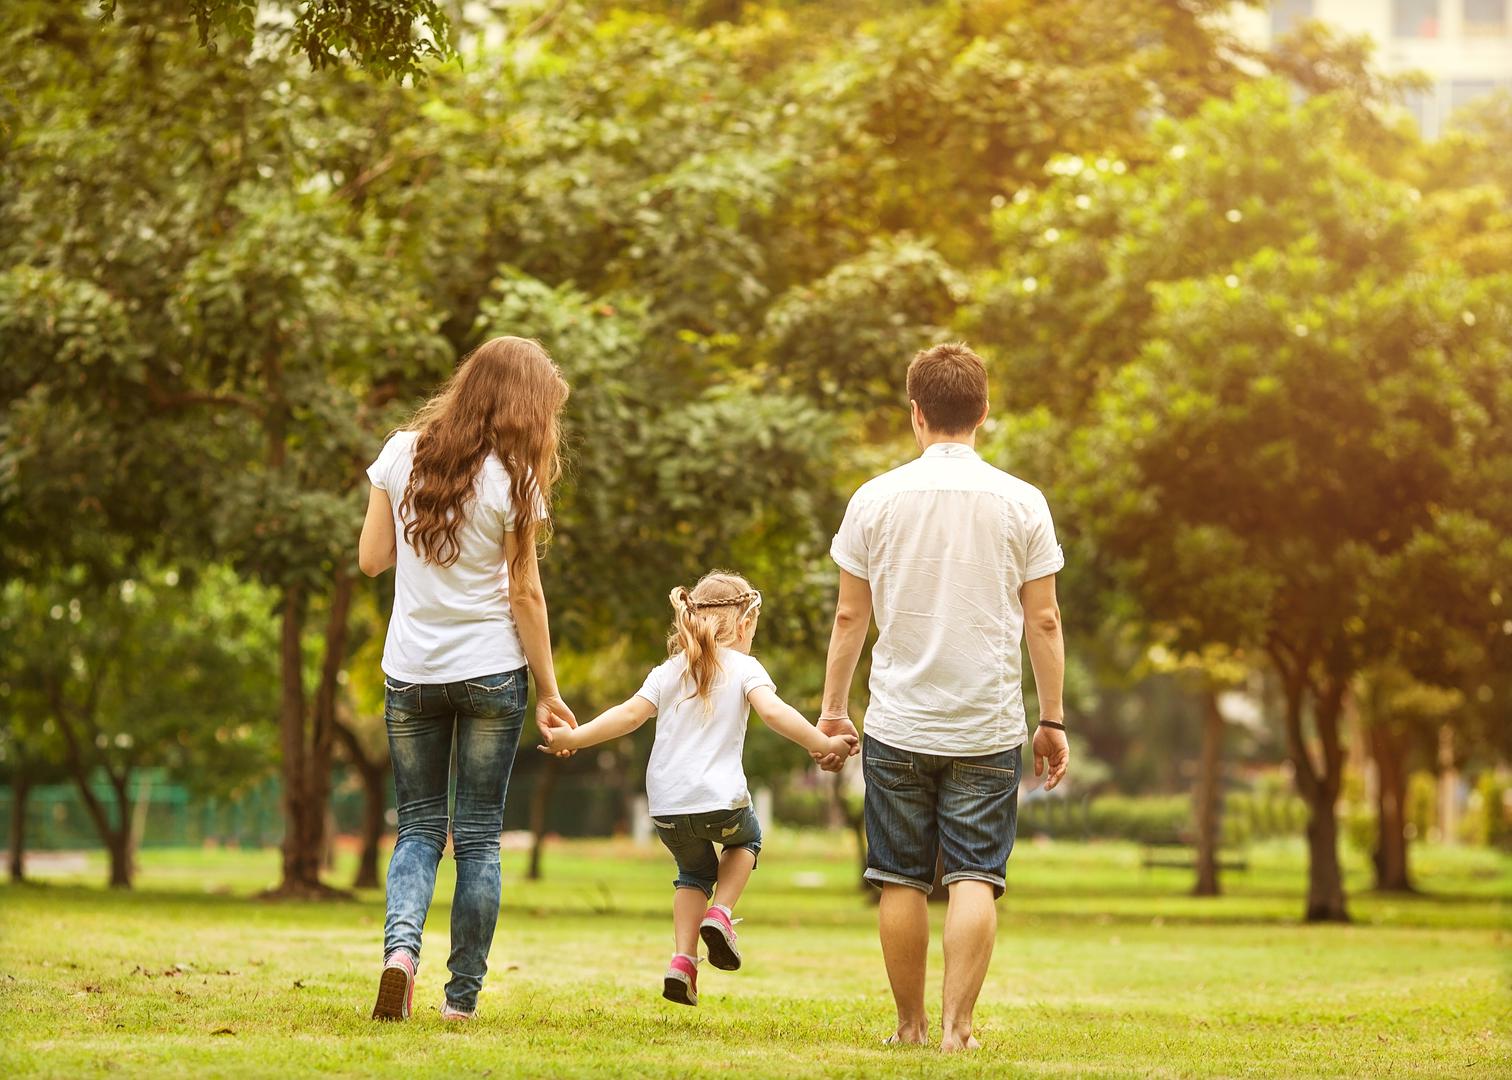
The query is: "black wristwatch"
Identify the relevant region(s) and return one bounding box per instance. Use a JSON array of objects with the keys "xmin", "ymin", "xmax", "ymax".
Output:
[{"xmin": 1037, "ymin": 720, "xmax": 1066, "ymax": 731}]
